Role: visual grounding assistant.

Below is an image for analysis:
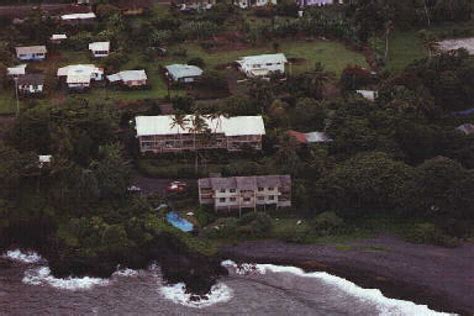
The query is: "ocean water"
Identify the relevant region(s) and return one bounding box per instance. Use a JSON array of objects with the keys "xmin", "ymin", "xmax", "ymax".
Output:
[{"xmin": 0, "ymin": 250, "xmax": 455, "ymax": 315}]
